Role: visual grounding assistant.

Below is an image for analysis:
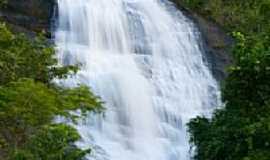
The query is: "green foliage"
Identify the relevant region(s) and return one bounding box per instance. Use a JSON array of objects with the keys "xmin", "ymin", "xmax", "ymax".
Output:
[
  {"xmin": 188, "ymin": 32, "xmax": 270, "ymax": 160},
  {"xmin": 12, "ymin": 124, "xmax": 90, "ymax": 160},
  {"xmin": 0, "ymin": 0, "xmax": 6, "ymax": 7},
  {"xmin": 180, "ymin": 0, "xmax": 270, "ymax": 37},
  {"xmin": 181, "ymin": 0, "xmax": 207, "ymax": 9},
  {"xmin": 0, "ymin": 79, "xmax": 102, "ymax": 150},
  {"xmin": 183, "ymin": 1, "xmax": 270, "ymax": 159},
  {"xmin": 260, "ymin": 0, "xmax": 270, "ymax": 20},
  {"xmin": 0, "ymin": 23, "xmax": 103, "ymax": 160},
  {"xmin": 0, "ymin": 23, "xmax": 78, "ymax": 85}
]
